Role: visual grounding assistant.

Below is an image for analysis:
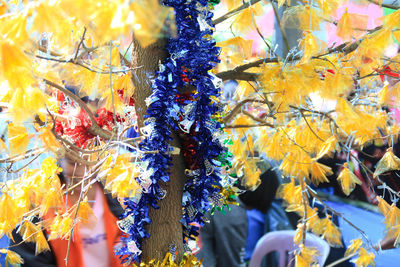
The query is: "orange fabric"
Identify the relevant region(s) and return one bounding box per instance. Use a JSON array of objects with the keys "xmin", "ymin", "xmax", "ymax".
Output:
[{"xmin": 46, "ymin": 193, "xmax": 124, "ymax": 267}]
